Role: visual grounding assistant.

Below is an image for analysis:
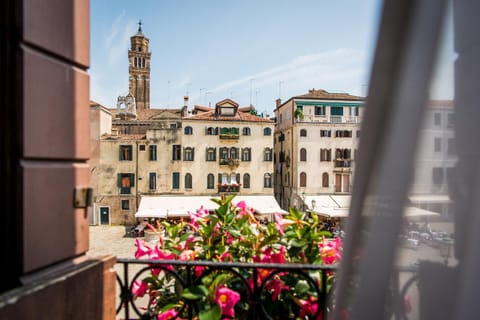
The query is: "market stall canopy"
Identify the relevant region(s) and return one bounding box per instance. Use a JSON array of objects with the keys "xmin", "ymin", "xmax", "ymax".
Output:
[
  {"xmin": 304, "ymin": 195, "xmax": 441, "ymax": 219},
  {"xmin": 403, "ymin": 206, "xmax": 441, "ymax": 217},
  {"xmin": 311, "ymin": 207, "xmax": 350, "ymax": 218},
  {"xmin": 135, "ymin": 196, "xmax": 218, "ymax": 218},
  {"xmin": 135, "ymin": 195, "xmax": 287, "ymax": 218},
  {"xmin": 233, "ymin": 195, "xmax": 288, "ymax": 215},
  {"xmin": 408, "ymin": 194, "xmax": 451, "ymax": 204}
]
